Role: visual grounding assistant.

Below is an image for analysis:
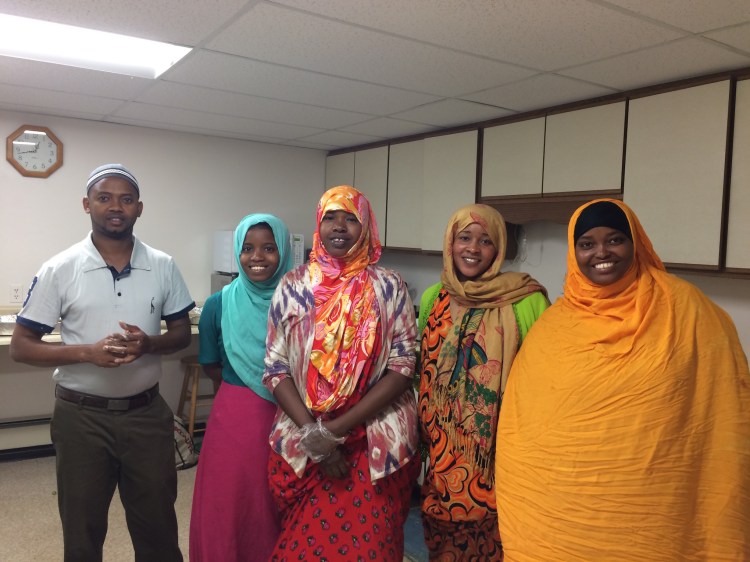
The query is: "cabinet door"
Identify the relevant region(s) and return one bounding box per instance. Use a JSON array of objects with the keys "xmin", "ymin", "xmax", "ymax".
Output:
[
  {"xmin": 727, "ymin": 80, "xmax": 750, "ymax": 270},
  {"xmin": 624, "ymin": 81, "xmax": 729, "ymax": 268},
  {"xmin": 482, "ymin": 117, "xmax": 544, "ymax": 197},
  {"xmin": 386, "ymin": 140, "xmax": 424, "ymax": 249},
  {"xmin": 354, "ymin": 147, "xmax": 389, "ymax": 239},
  {"xmin": 422, "ymin": 131, "xmax": 478, "ymax": 252},
  {"xmin": 543, "ymin": 102, "xmax": 625, "ymax": 194},
  {"xmin": 325, "ymin": 153, "xmax": 354, "ymax": 188}
]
